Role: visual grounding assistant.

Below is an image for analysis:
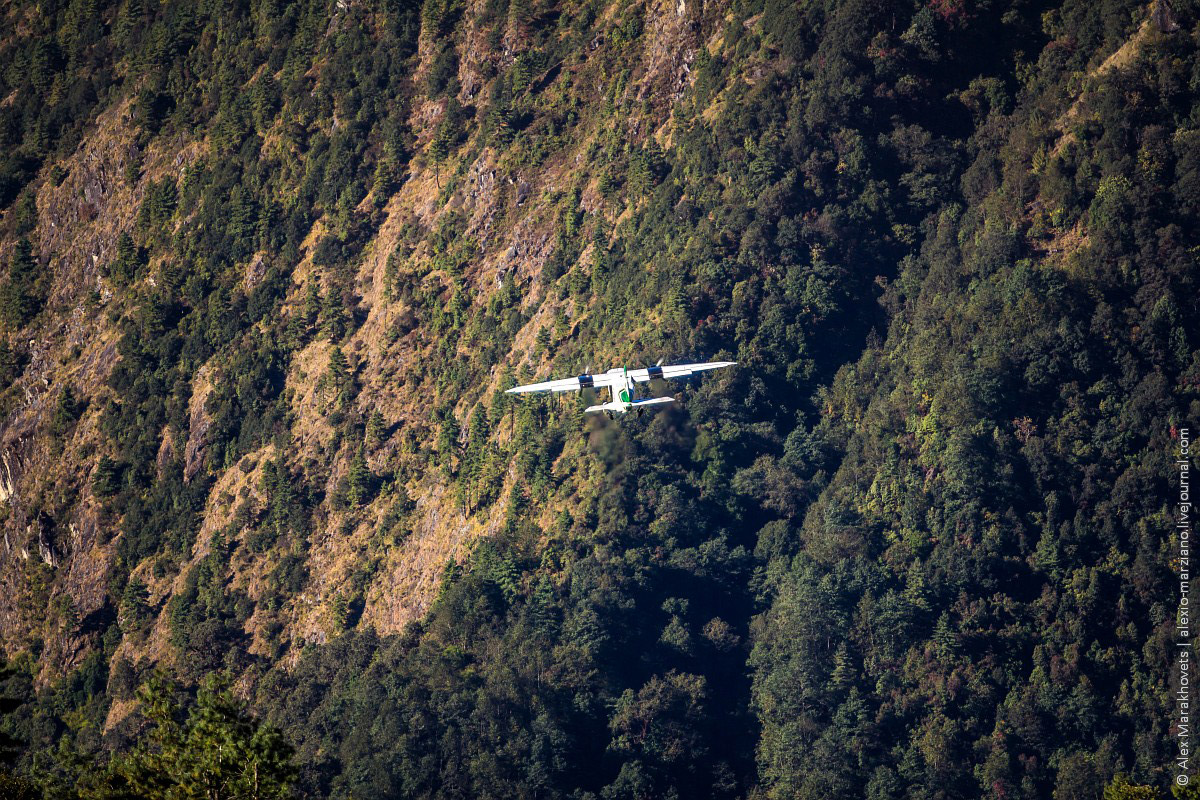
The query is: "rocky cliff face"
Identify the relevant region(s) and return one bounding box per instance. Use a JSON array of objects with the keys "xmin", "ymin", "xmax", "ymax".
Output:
[{"xmin": 0, "ymin": 0, "xmax": 724, "ymax": 687}]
